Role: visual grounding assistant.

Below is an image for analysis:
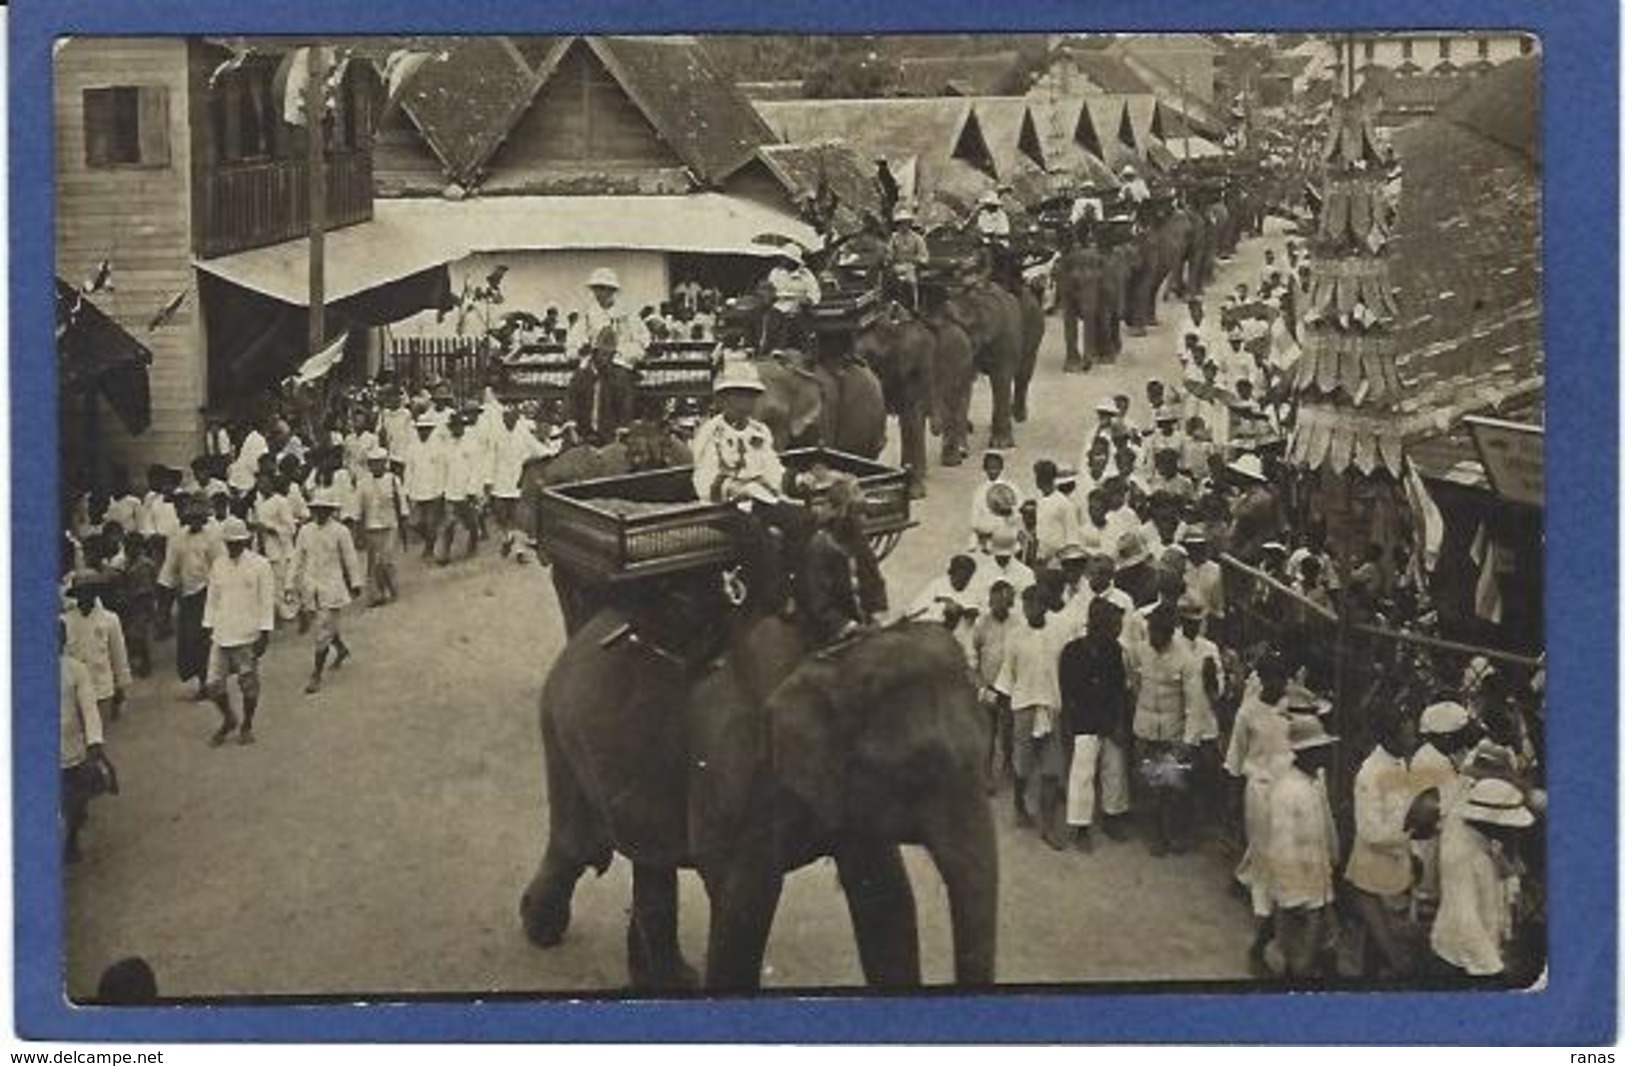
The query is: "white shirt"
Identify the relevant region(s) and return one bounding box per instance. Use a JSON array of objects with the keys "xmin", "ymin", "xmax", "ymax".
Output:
[
  {"xmin": 61, "ymin": 606, "xmax": 131, "ymax": 701},
  {"xmin": 1345, "ymin": 745, "xmax": 1416, "ymax": 897},
  {"xmin": 691, "ymin": 414, "xmax": 786, "ymax": 504},
  {"xmin": 768, "ymin": 266, "xmax": 823, "ymax": 317},
  {"xmin": 567, "ymin": 302, "xmax": 651, "ymax": 369},
  {"xmin": 440, "ymin": 436, "xmax": 485, "ymax": 501},
  {"xmin": 379, "ymin": 406, "xmax": 417, "ymax": 461},
  {"xmin": 490, "ymin": 423, "xmax": 549, "ymax": 498},
  {"xmin": 975, "ymin": 209, "xmax": 1011, "ymax": 239},
  {"xmin": 253, "ymin": 493, "xmax": 299, "ymax": 563},
  {"xmin": 994, "ymin": 617, "xmax": 1069, "ymax": 732},
  {"xmin": 203, "ymin": 550, "xmax": 276, "ymax": 648},
  {"xmin": 403, "ymin": 435, "xmax": 446, "ymax": 502},
  {"xmin": 1033, "ymin": 492, "xmax": 1081, "ymax": 565},
  {"xmin": 295, "ymin": 521, "xmax": 361, "ymax": 610},
  {"xmin": 968, "ymin": 555, "xmax": 1035, "ymax": 609},
  {"xmin": 969, "ymin": 477, "xmax": 1023, "ymax": 545},
  {"xmin": 1177, "ymin": 632, "xmax": 1223, "ymax": 743},
  {"xmin": 909, "ymin": 573, "xmax": 980, "ymax": 623}
]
